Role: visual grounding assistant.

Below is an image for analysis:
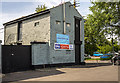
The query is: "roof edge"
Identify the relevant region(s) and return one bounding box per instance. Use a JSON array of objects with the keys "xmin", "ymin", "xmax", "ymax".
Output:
[{"xmin": 3, "ymin": 9, "xmax": 50, "ymax": 26}]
